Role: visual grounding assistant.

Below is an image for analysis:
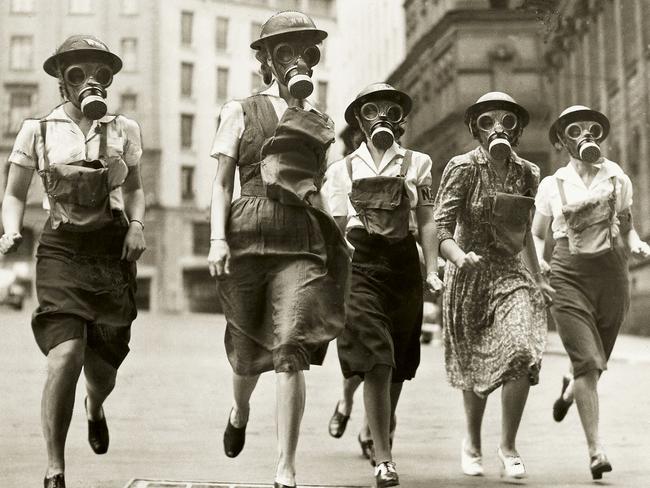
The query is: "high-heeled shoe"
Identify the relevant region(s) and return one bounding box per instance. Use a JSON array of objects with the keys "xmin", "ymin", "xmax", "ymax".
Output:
[
  {"xmin": 590, "ymin": 452, "xmax": 612, "ymax": 480},
  {"xmin": 460, "ymin": 439, "xmax": 483, "ymax": 476},
  {"xmin": 223, "ymin": 408, "xmax": 247, "ymax": 458},
  {"xmin": 273, "ymin": 482, "xmax": 296, "ymax": 488},
  {"xmin": 497, "ymin": 447, "xmax": 527, "ymax": 479},
  {"xmin": 85, "ymin": 397, "xmax": 109, "ymax": 455},
  {"xmin": 553, "ymin": 375, "xmax": 573, "ymax": 422},
  {"xmin": 44, "ymin": 473, "xmax": 65, "ymax": 488},
  {"xmin": 358, "ymin": 433, "xmax": 375, "ymax": 466},
  {"xmin": 328, "ymin": 401, "xmax": 350, "ymax": 438}
]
